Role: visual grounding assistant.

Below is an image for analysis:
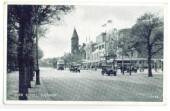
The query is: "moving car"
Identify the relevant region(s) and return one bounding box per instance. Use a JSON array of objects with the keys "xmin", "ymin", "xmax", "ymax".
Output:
[
  {"xmin": 101, "ymin": 65, "xmax": 117, "ymax": 76},
  {"xmin": 69, "ymin": 65, "xmax": 80, "ymax": 73},
  {"xmin": 58, "ymin": 66, "xmax": 64, "ymax": 70}
]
